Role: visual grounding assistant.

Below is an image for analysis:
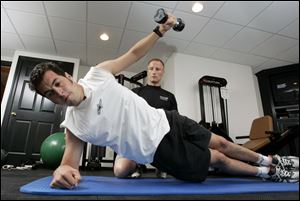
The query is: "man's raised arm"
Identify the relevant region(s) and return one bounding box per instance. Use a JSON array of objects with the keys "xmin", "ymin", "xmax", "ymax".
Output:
[{"xmin": 96, "ymin": 12, "xmax": 176, "ymax": 75}]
